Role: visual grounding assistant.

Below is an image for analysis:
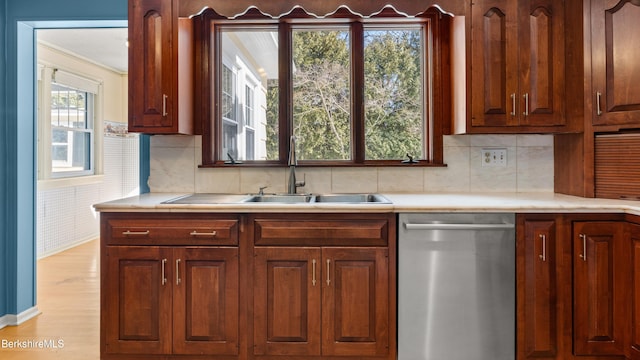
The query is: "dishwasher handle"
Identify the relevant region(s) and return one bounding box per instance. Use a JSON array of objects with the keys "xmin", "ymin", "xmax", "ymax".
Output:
[{"xmin": 404, "ymin": 223, "xmax": 515, "ymax": 231}]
